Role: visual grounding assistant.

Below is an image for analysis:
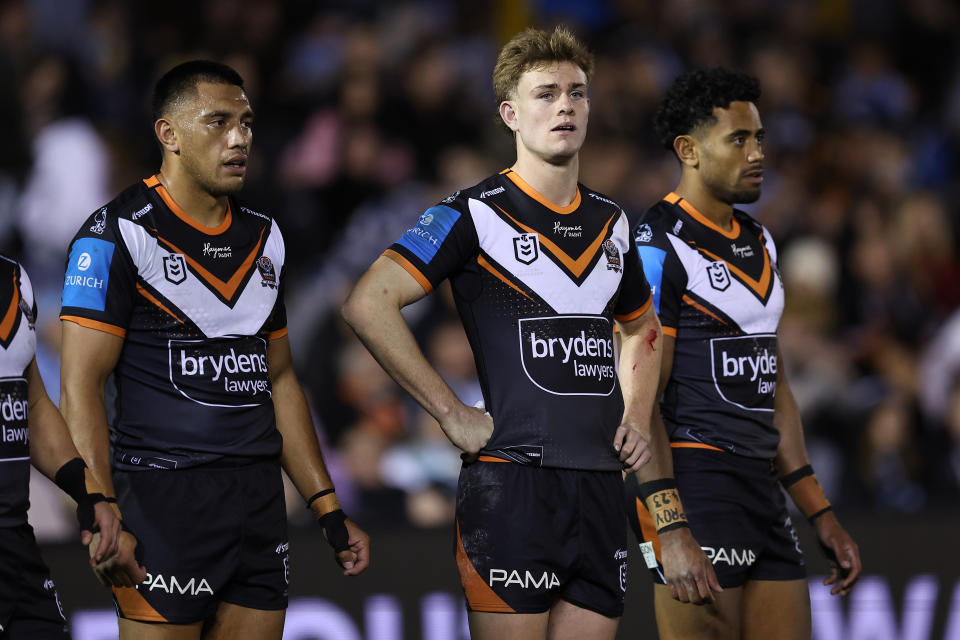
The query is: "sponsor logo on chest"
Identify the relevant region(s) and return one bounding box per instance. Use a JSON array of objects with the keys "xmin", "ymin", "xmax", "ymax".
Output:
[
  {"xmin": 519, "ymin": 315, "xmax": 616, "ymax": 396},
  {"xmin": 710, "ymin": 335, "xmax": 778, "ymax": 412},
  {"xmin": 731, "ymin": 243, "xmax": 754, "ymax": 258},
  {"xmin": 202, "ymin": 242, "xmax": 232, "ymax": 259},
  {"xmin": 553, "ymin": 221, "xmax": 582, "ymax": 238},
  {"xmin": 169, "ymin": 336, "xmax": 272, "ymax": 407}
]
